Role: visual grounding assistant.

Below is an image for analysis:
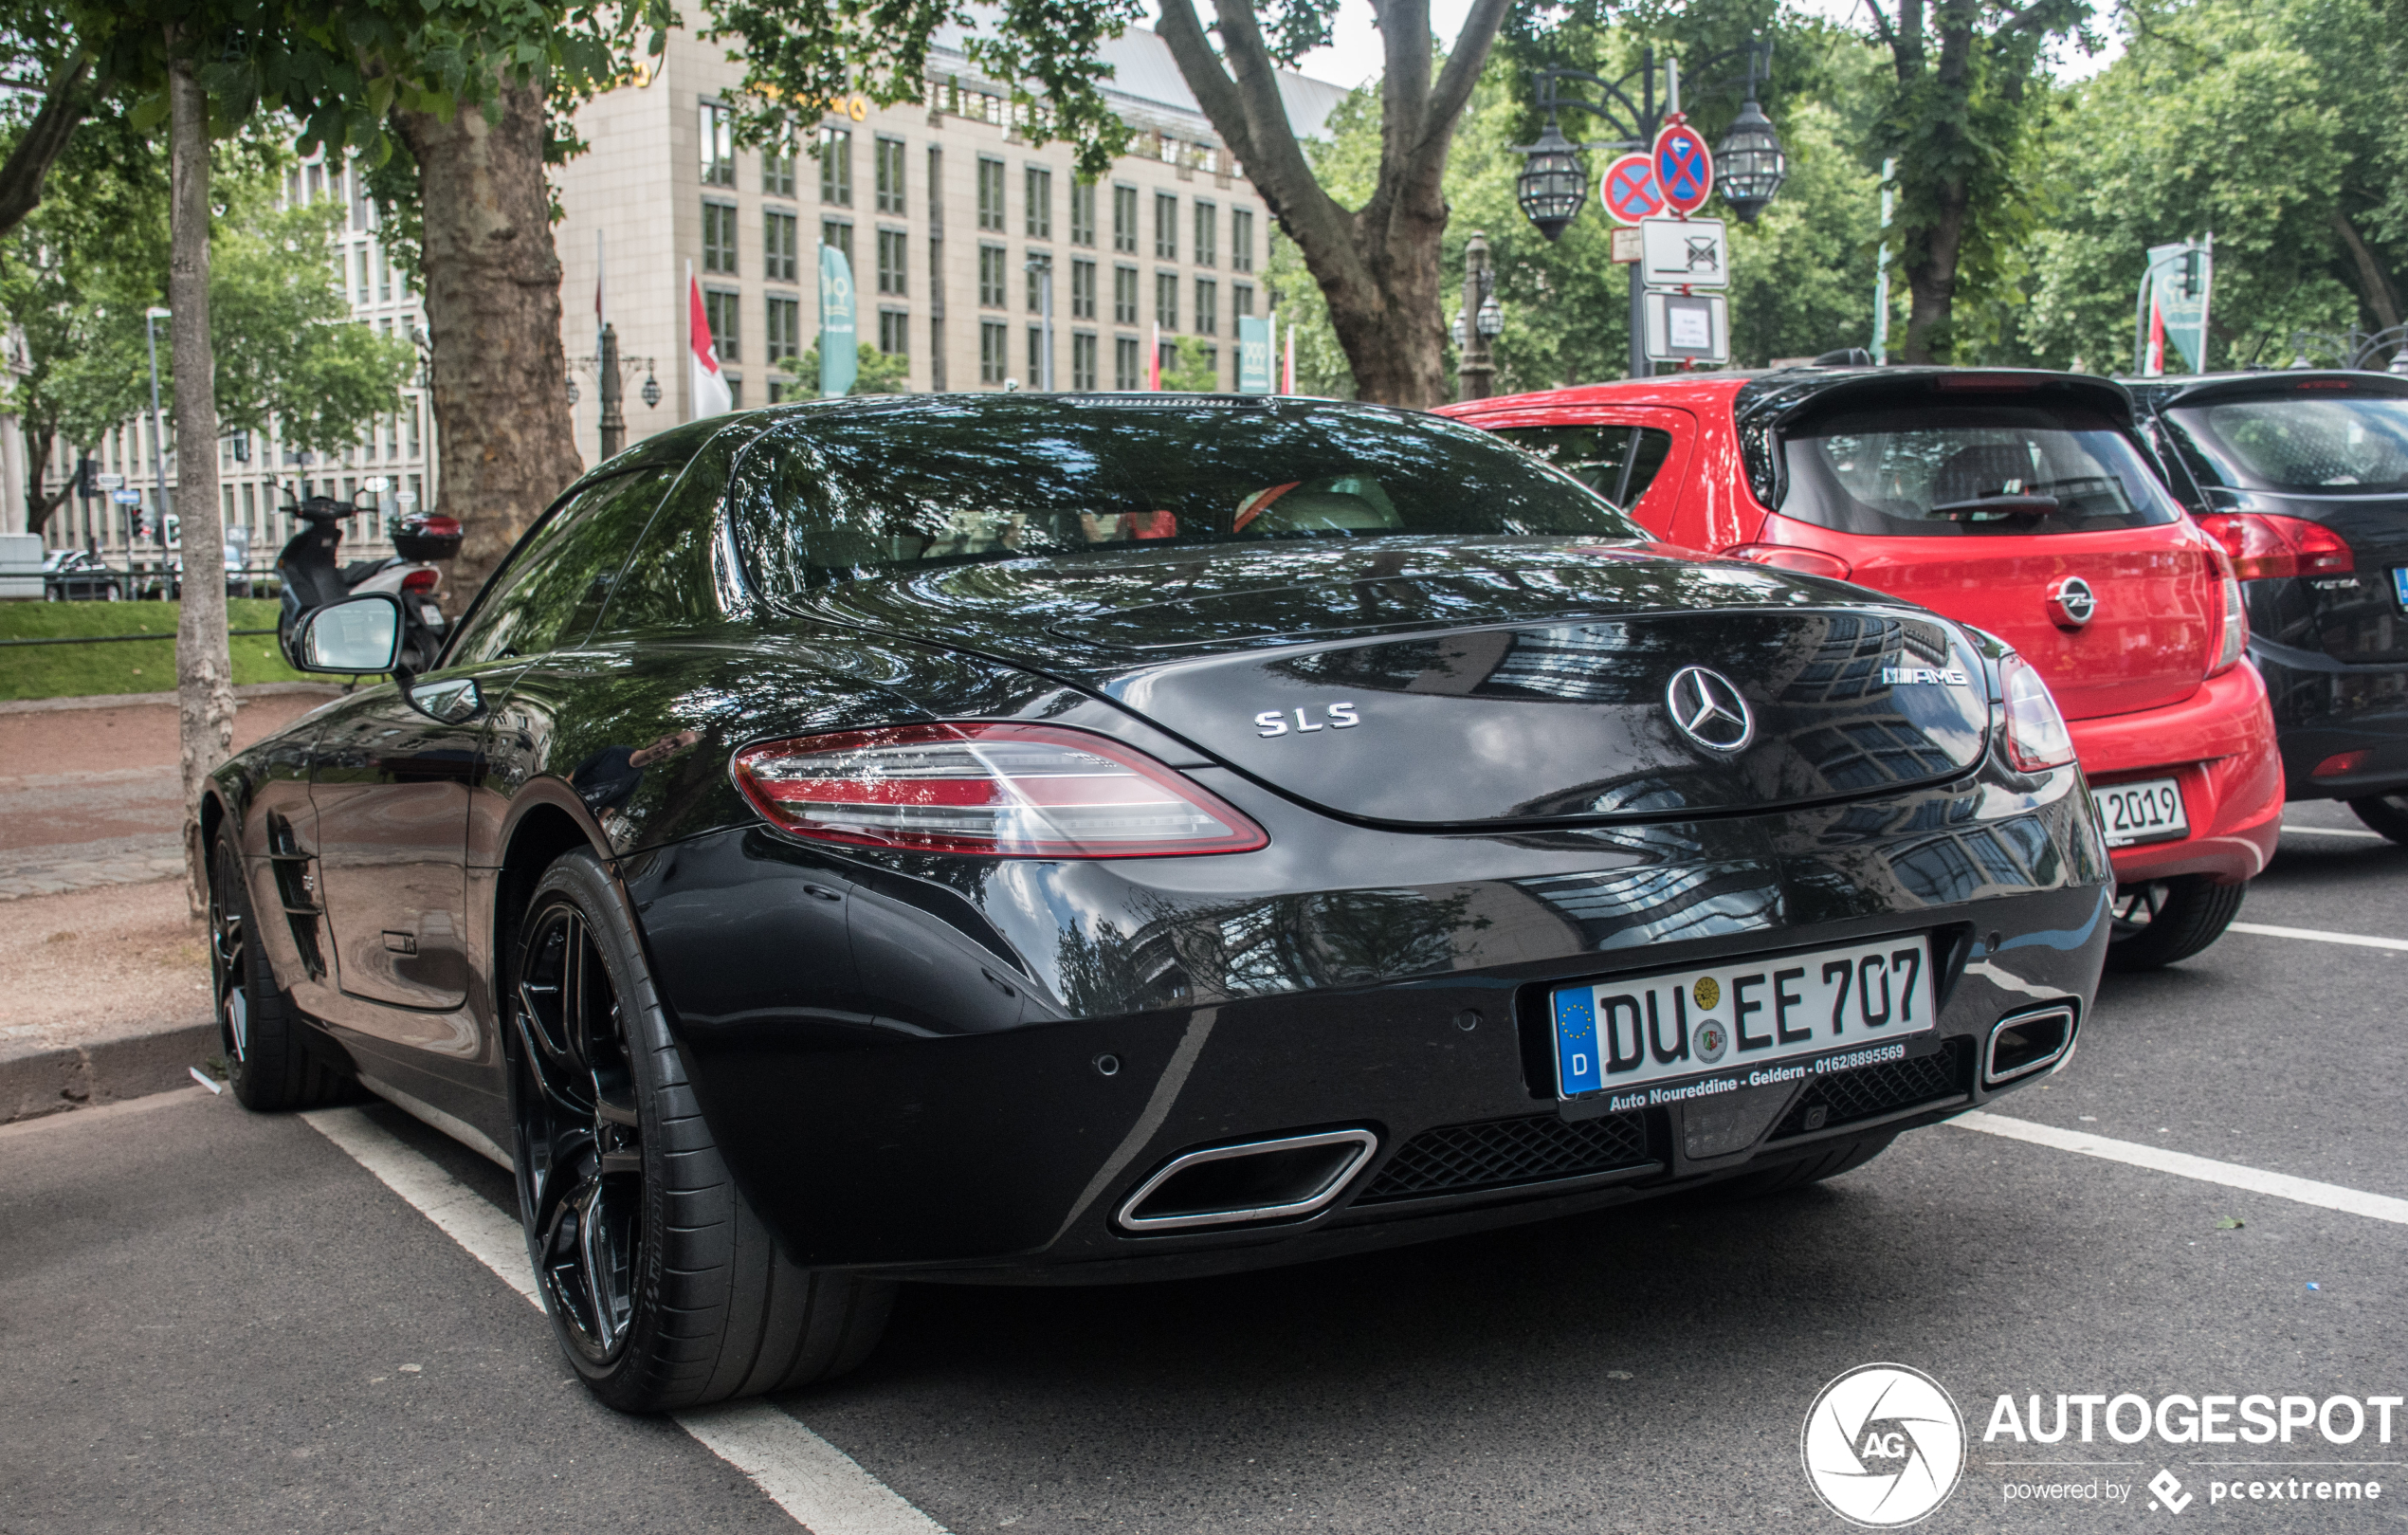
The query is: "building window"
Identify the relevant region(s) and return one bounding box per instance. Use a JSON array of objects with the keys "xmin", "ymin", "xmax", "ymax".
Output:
[
  {"xmin": 1027, "ymin": 256, "xmax": 1048, "ymax": 314},
  {"xmin": 765, "ymin": 210, "xmax": 798, "ymax": 283},
  {"xmin": 1115, "ymin": 335, "xmax": 1141, "ymax": 390},
  {"xmin": 877, "ymin": 228, "xmax": 907, "ymax": 296},
  {"xmin": 978, "ymin": 245, "xmax": 1007, "ymax": 308},
  {"xmin": 1113, "ymin": 265, "xmax": 1138, "ymax": 325},
  {"xmin": 702, "ymin": 199, "xmax": 738, "ymax": 275},
  {"xmin": 1194, "ymin": 202, "xmax": 1216, "ymax": 267},
  {"xmin": 704, "ymin": 287, "xmax": 740, "ymax": 363},
  {"xmin": 1195, "ymin": 278, "xmax": 1217, "ymax": 336},
  {"xmin": 1112, "ymin": 185, "xmax": 1138, "ymax": 253},
  {"xmin": 874, "ymin": 137, "xmax": 905, "ymax": 213},
  {"xmin": 980, "ymin": 320, "xmax": 1008, "ymax": 384},
  {"xmin": 1073, "ymin": 332, "xmax": 1098, "ymax": 390},
  {"xmin": 1231, "ymin": 209, "xmax": 1254, "ymax": 273},
  {"xmin": 1154, "ymin": 192, "xmax": 1177, "ymax": 260},
  {"xmin": 976, "ymin": 156, "xmax": 1006, "ymax": 232},
  {"xmin": 820, "ymin": 127, "xmax": 853, "ymax": 205},
  {"xmin": 1025, "ymin": 166, "xmax": 1052, "ymax": 240},
  {"xmin": 1070, "ymin": 180, "xmax": 1096, "ymax": 247},
  {"xmin": 764, "ymin": 139, "xmax": 796, "ymax": 197},
  {"xmin": 1028, "ymin": 324, "xmax": 1046, "ymax": 383},
  {"xmin": 378, "ymin": 247, "xmax": 392, "ymax": 302},
  {"xmin": 728, "ymin": 377, "xmax": 743, "ymax": 409},
  {"xmin": 1233, "ymin": 281, "xmax": 1254, "ymax": 319},
  {"xmin": 1070, "ymin": 259, "xmax": 1096, "ymax": 320},
  {"xmin": 766, "ymin": 295, "xmax": 802, "ymax": 373},
  {"xmin": 879, "ymin": 309, "xmax": 910, "ymax": 356},
  {"xmin": 702, "ymin": 102, "xmax": 735, "ymax": 187},
  {"xmin": 821, "ymin": 219, "xmax": 853, "ymax": 275},
  {"xmin": 926, "ymin": 146, "xmax": 944, "ymax": 226},
  {"xmin": 1155, "ymin": 270, "xmax": 1177, "ymax": 330}
]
